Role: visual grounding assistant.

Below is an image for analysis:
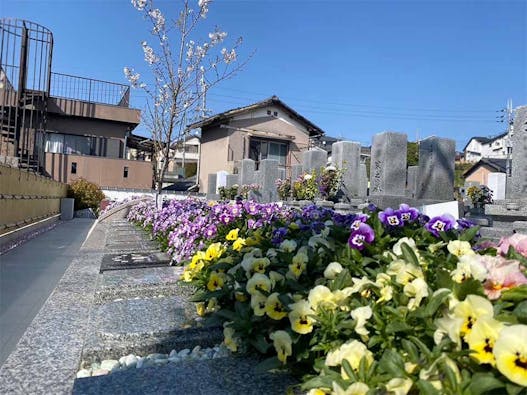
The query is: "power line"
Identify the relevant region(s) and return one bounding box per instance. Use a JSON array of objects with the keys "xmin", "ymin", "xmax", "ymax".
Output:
[{"xmin": 211, "ymin": 86, "xmax": 495, "ymax": 113}]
